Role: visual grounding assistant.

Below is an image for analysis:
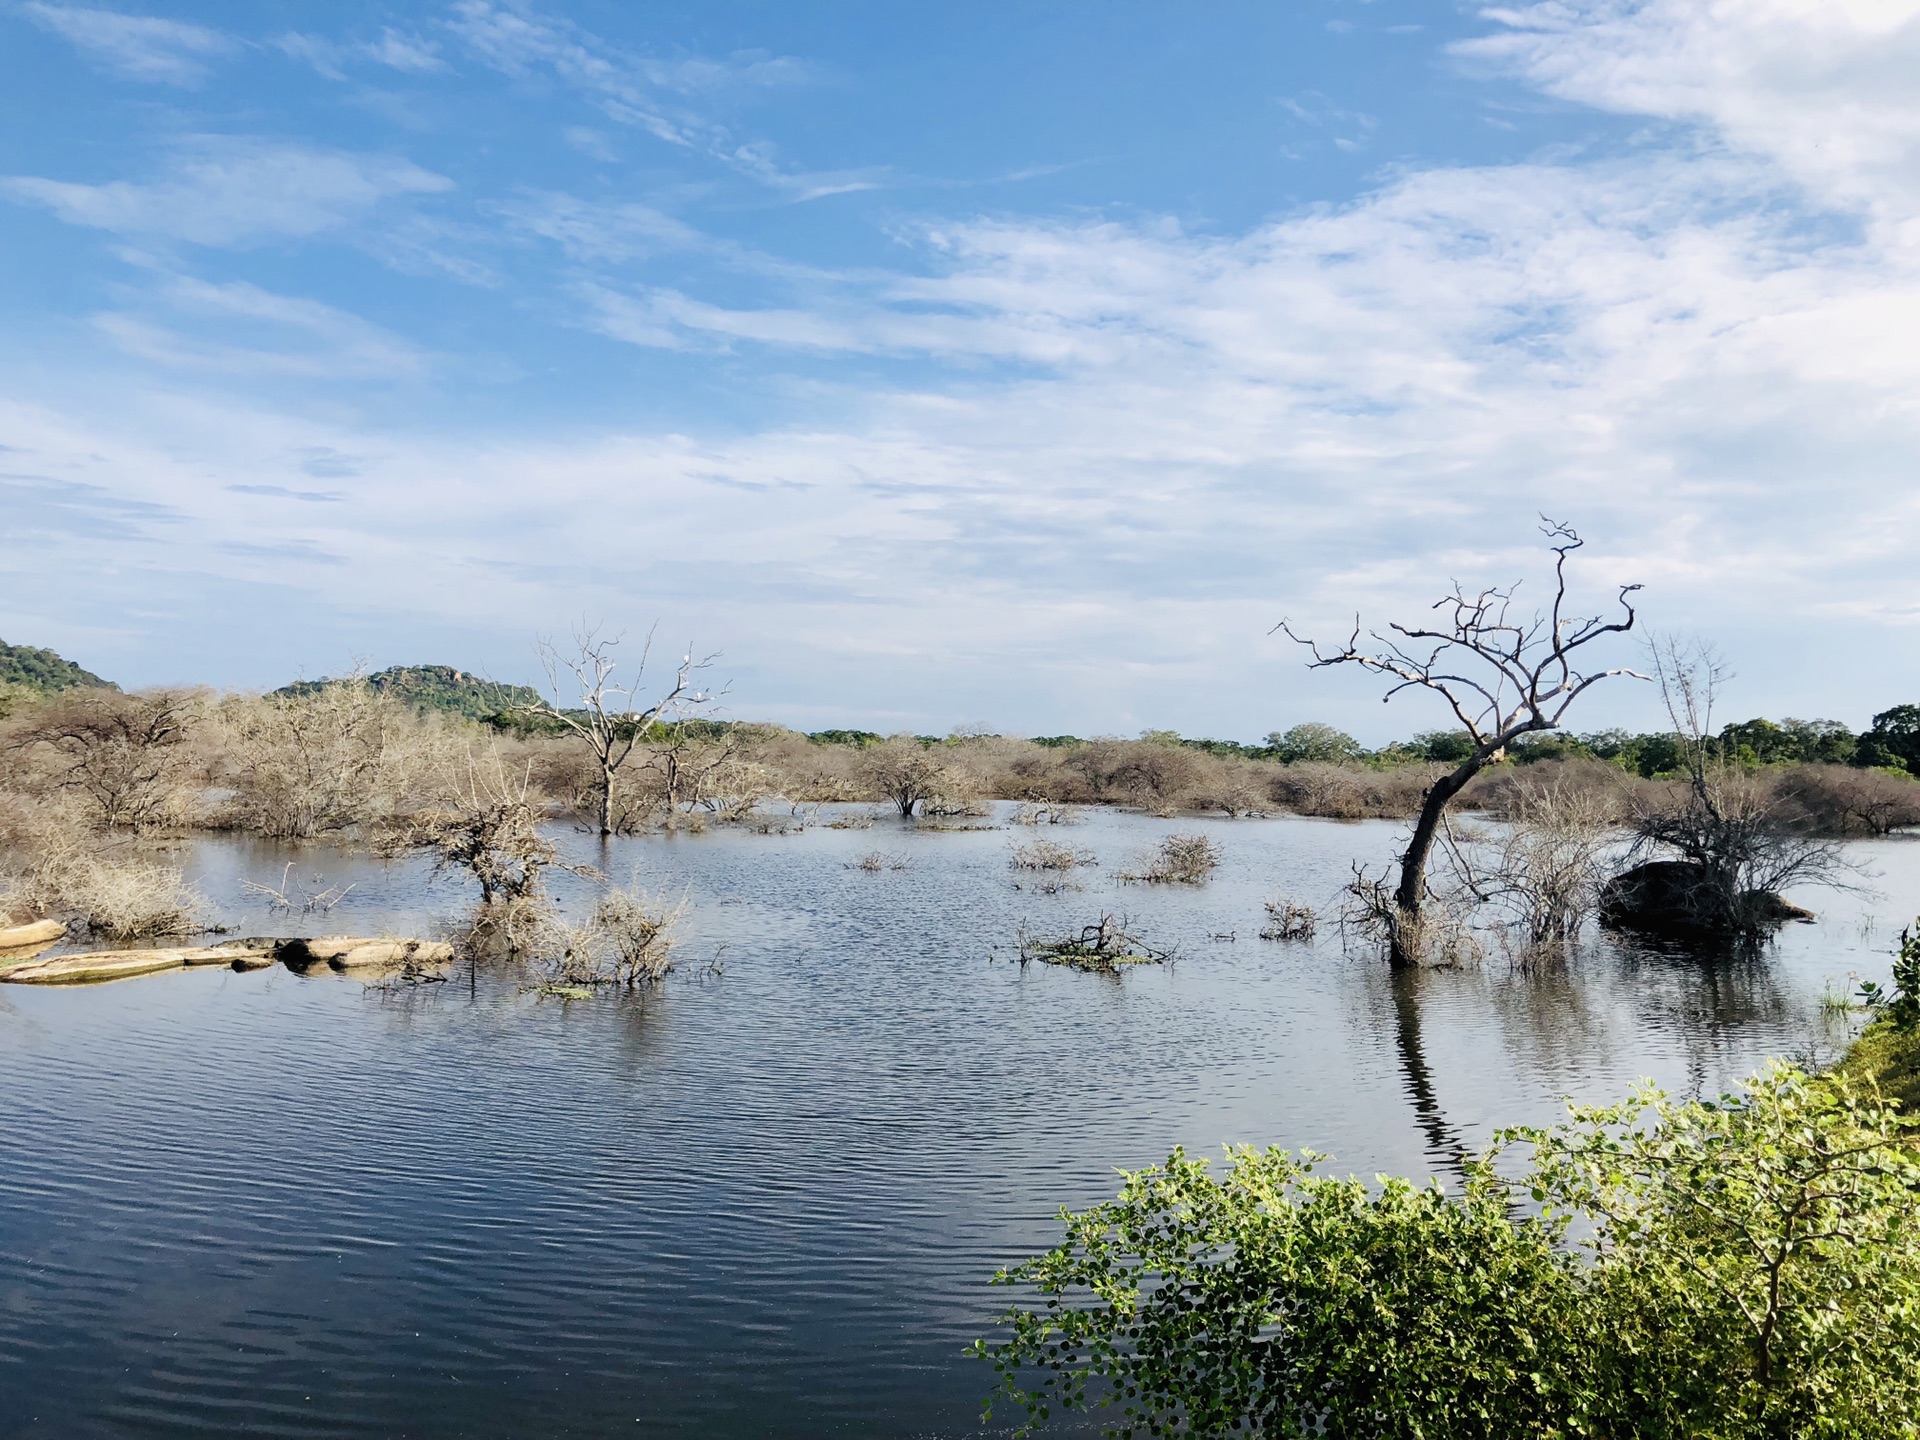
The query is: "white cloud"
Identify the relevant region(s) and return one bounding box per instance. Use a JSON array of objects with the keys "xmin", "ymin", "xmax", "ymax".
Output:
[
  {"xmin": 1461, "ymin": 0, "xmax": 1920, "ymax": 221},
  {"xmin": 0, "ymin": 138, "xmax": 453, "ymax": 247},
  {"xmin": 20, "ymin": 3, "xmax": 235, "ymax": 86}
]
